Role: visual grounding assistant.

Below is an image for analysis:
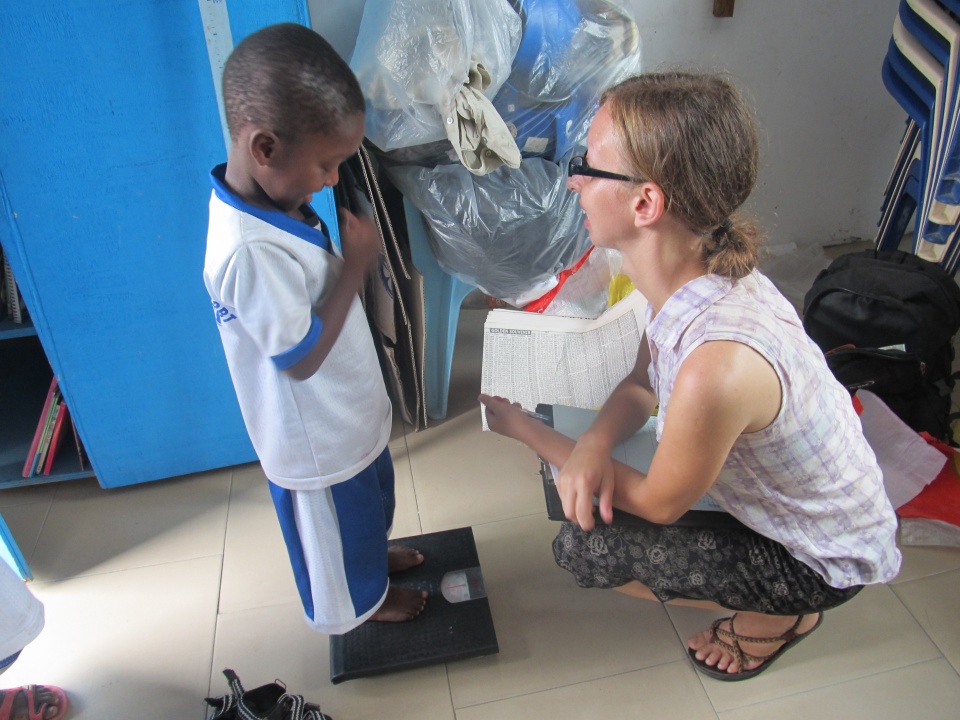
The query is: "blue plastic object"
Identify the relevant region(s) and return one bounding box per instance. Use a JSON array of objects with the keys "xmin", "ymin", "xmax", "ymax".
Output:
[
  {"xmin": 877, "ymin": 152, "xmax": 922, "ymax": 252},
  {"xmin": 881, "ymin": 52, "xmax": 929, "ymax": 251},
  {"xmin": 0, "ymin": 512, "xmax": 31, "ymax": 580},
  {"xmin": 493, "ymin": 0, "xmax": 587, "ymax": 160},
  {"xmin": 902, "ymin": 0, "xmax": 960, "ymax": 205},
  {"xmin": 493, "ymin": 82, "xmax": 589, "ymax": 161},
  {"xmin": 403, "ymin": 198, "xmax": 475, "ymax": 421},
  {"xmin": 899, "ymin": 0, "xmax": 960, "ymax": 208},
  {"xmin": 902, "ymin": 1, "xmax": 950, "ymax": 64},
  {"xmin": 885, "ymin": 35, "xmax": 955, "ymax": 243}
]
